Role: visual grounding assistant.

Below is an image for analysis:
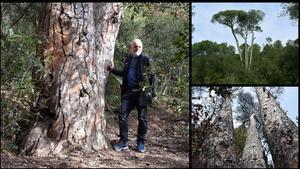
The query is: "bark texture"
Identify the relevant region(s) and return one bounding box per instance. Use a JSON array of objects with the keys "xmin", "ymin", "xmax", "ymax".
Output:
[
  {"xmin": 241, "ymin": 114, "xmax": 266, "ymax": 168},
  {"xmin": 193, "ymin": 97, "xmax": 240, "ymax": 168},
  {"xmin": 22, "ymin": 3, "xmax": 123, "ymax": 156},
  {"xmin": 255, "ymin": 87, "xmax": 298, "ymax": 168}
]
